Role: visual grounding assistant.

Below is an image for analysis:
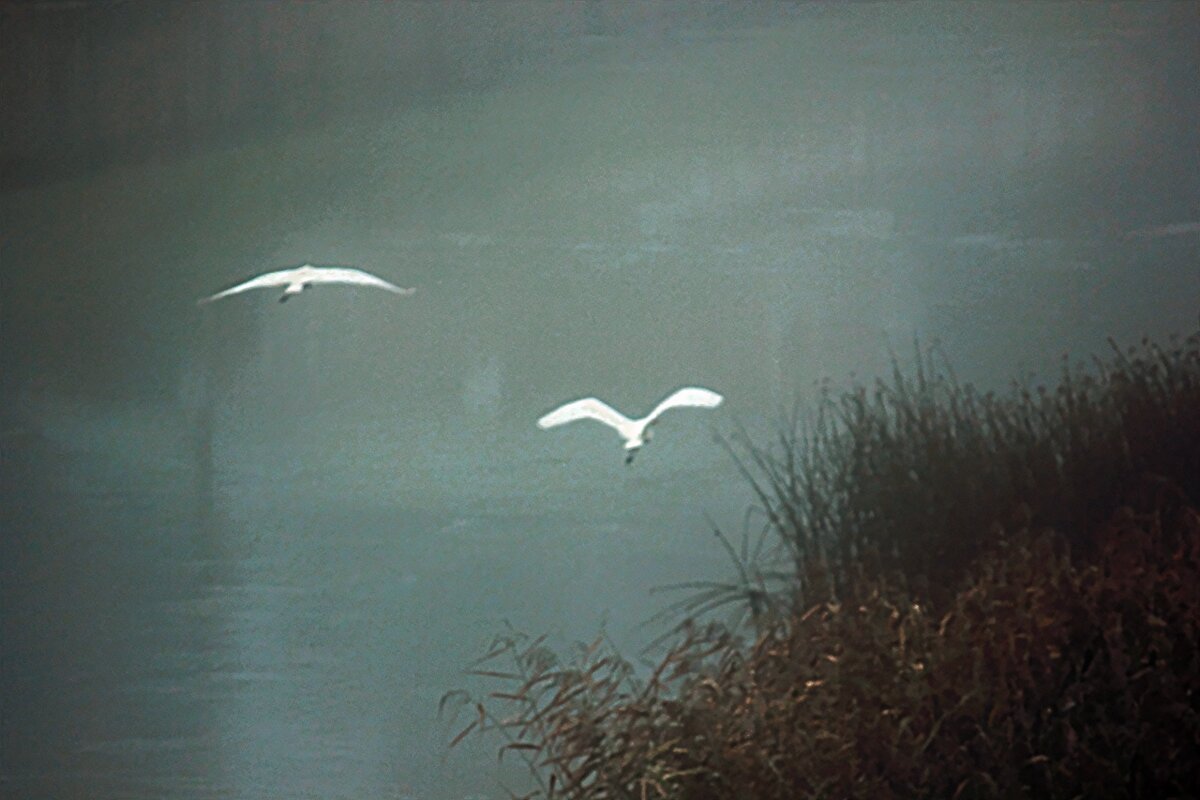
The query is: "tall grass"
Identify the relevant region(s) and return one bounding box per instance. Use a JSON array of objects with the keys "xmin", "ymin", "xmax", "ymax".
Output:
[
  {"xmin": 725, "ymin": 329, "xmax": 1200, "ymax": 607},
  {"xmin": 444, "ymin": 326, "xmax": 1200, "ymax": 798}
]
